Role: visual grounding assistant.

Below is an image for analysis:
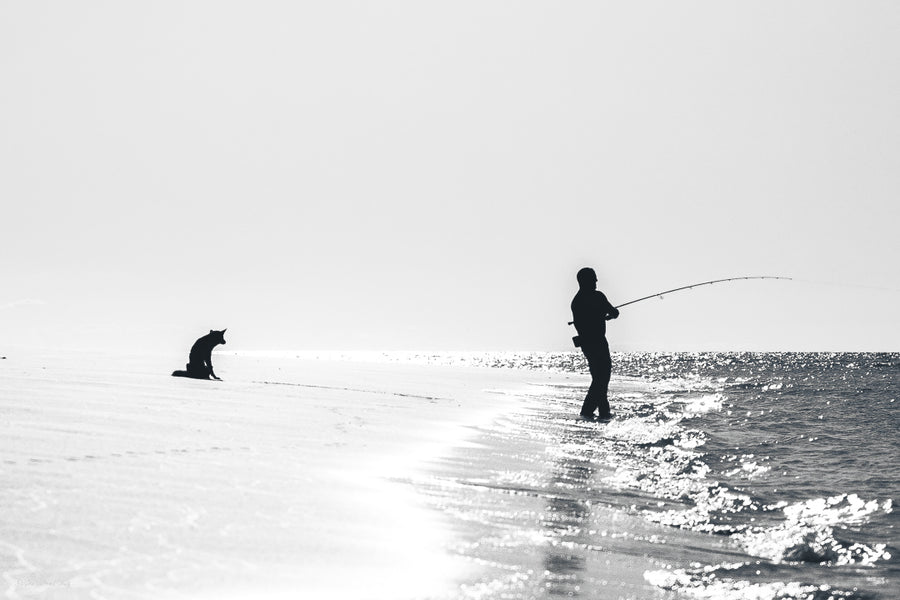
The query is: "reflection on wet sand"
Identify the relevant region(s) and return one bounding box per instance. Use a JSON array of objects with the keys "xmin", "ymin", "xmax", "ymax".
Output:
[
  {"xmin": 416, "ymin": 388, "xmax": 677, "ymax": 599},
  {"xmin": 542, "ymin": 455, "xmax": 594, "ymax": 596}
]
